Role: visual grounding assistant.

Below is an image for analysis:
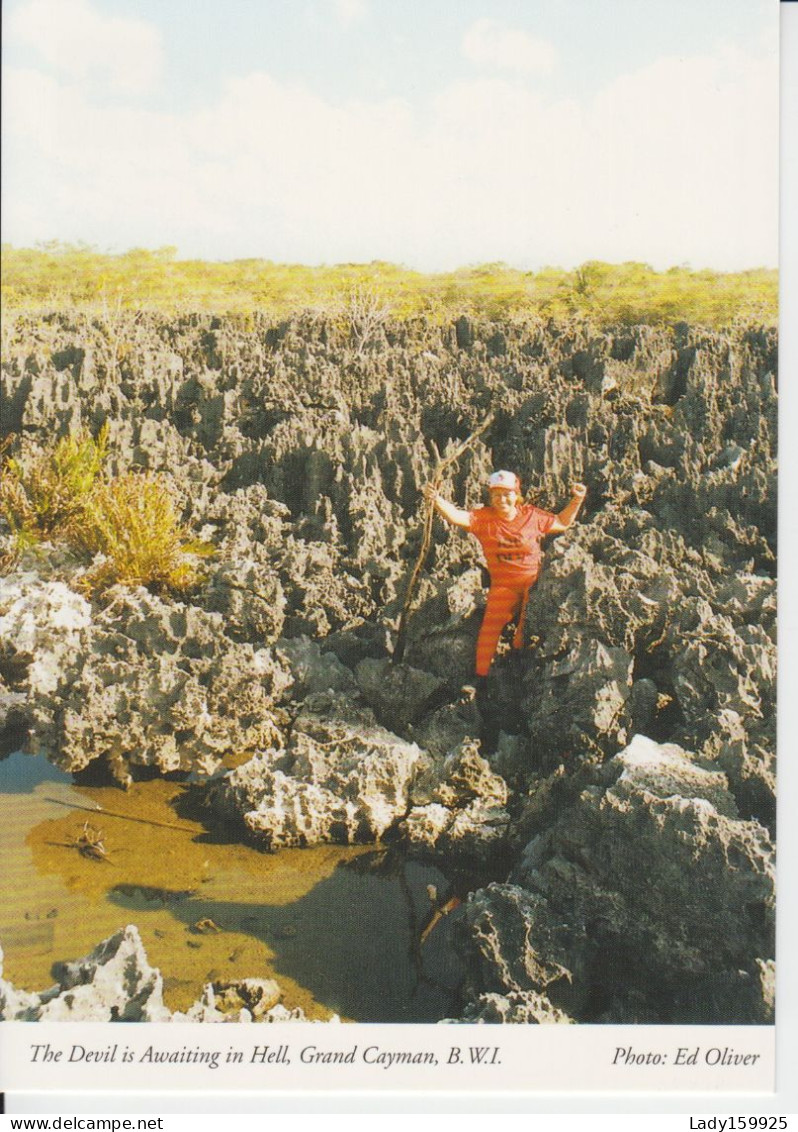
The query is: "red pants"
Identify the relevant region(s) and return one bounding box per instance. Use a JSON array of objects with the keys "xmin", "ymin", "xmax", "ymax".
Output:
[{"xmin": 475, "ymin": 579, "xmax": 535, "ymax": 677}]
